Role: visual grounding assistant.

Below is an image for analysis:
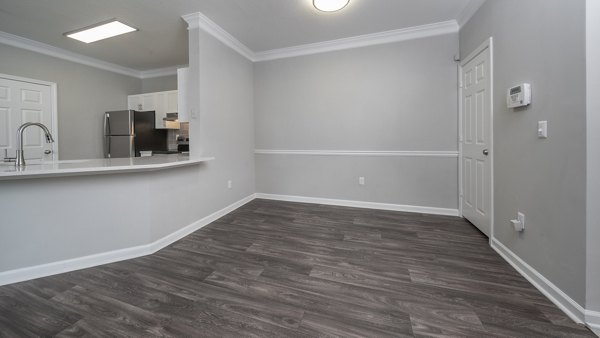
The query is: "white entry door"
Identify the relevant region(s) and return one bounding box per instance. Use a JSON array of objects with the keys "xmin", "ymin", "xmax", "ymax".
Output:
[
  {"xmin": 461, "ymin": 40, "xmax": 493, "ymax": 237},
  {"xmin": 0, "ymin": 75, "xmax": 56, "ymax": 161}
]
